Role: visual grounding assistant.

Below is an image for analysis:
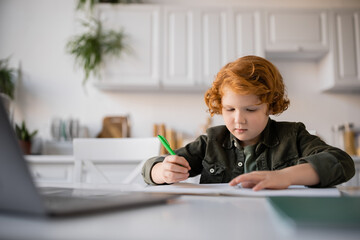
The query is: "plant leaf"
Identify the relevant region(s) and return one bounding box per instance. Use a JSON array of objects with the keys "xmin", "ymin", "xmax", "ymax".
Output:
[
  {"xmin": 66, "ymin": 17, "xmax": 128, "ymax": 85},
  {"xmin": 0, "ymin": 57, "xmax": 15, "ymax": 99}
]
